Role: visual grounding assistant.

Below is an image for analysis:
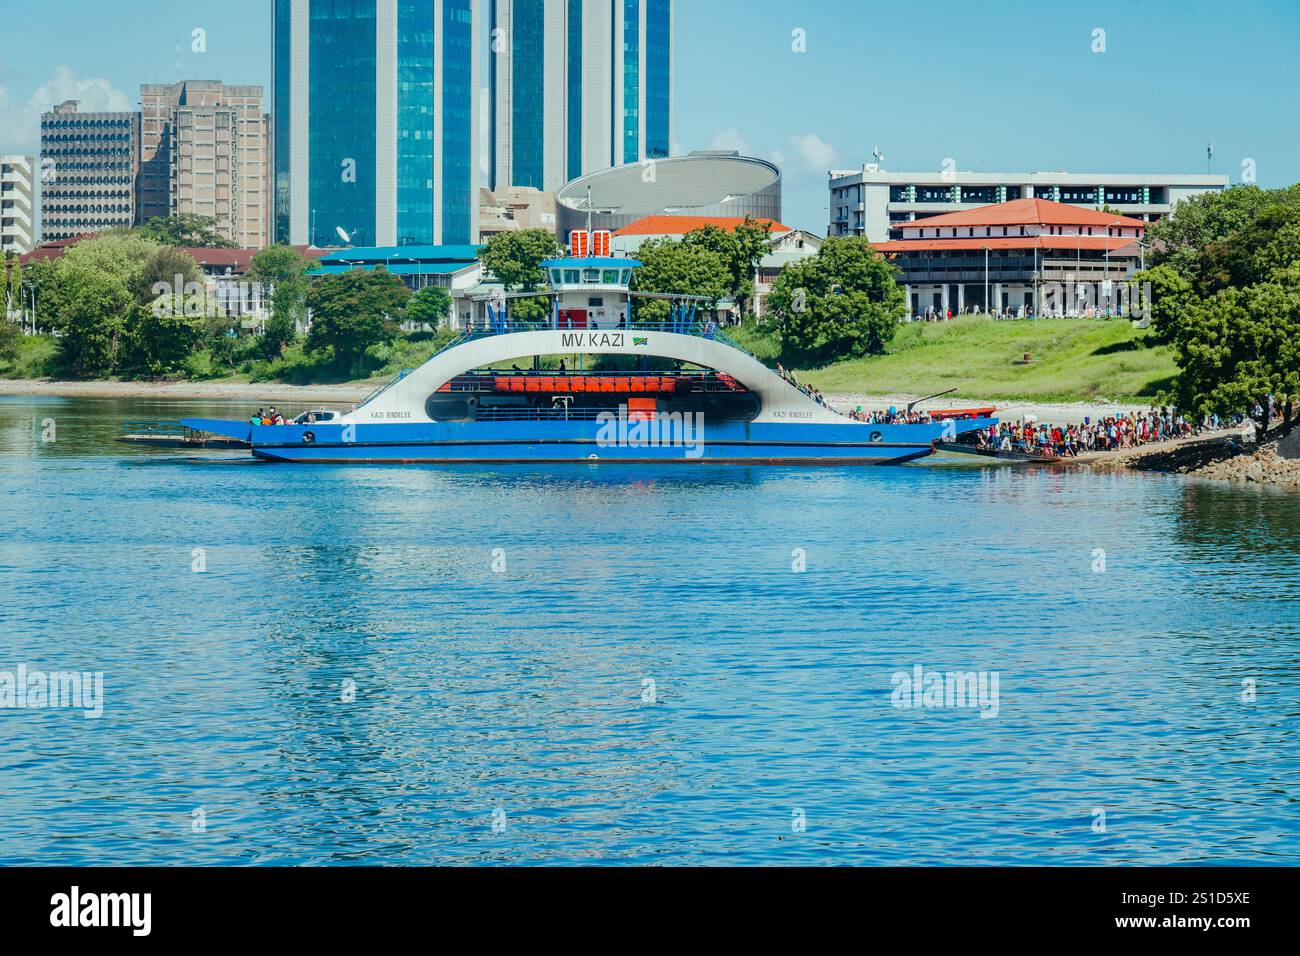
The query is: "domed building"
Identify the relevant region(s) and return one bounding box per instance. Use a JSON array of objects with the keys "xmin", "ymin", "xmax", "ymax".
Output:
[{"xmin": 556, "ymin": 150, "xmax": 781, "ymax": 238}]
